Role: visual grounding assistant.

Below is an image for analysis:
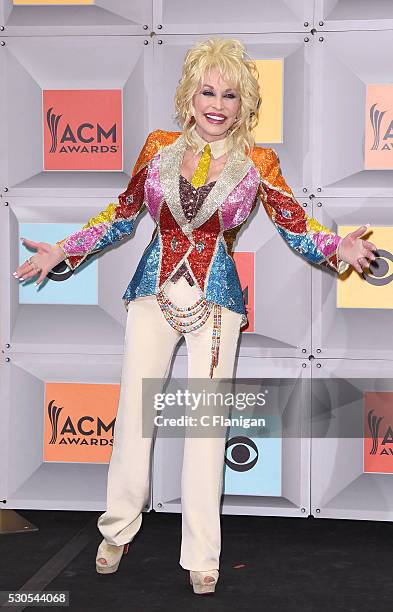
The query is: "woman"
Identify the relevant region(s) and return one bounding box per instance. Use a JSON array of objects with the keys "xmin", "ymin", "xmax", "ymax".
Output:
[{"xmin": 13, "ymin": 38, "xmax": 376, "ymax": 595}]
